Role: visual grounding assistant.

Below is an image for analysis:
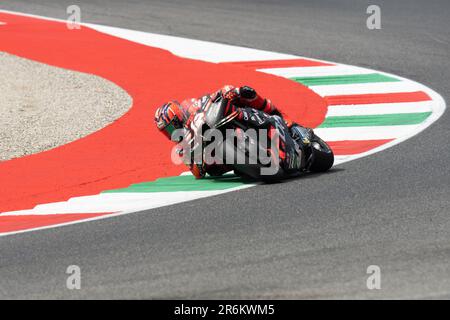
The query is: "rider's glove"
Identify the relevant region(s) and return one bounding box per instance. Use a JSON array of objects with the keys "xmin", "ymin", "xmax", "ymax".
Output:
[{"xmin": 222, "ymin": 86, "xmax": 239, "ymax": 101}]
